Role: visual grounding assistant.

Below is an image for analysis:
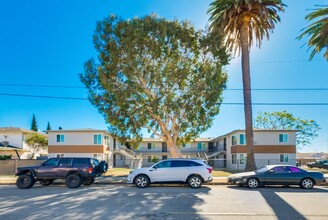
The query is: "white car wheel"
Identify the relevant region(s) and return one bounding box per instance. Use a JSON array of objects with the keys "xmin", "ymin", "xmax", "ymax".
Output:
[
  {"xmin": 188, "ymin": 175, "xmax": 202, "ymax": 188},
  {"xmin": 300, "ymin": 178, "xmax": 314, "ymax": 189},
  {"xmin": 247, "ymin": 178, "xmax": 259, "ymax": 189},
  {"xmin": 134, "ymin": 175, "xmax": 149, "ymax": 188}
]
